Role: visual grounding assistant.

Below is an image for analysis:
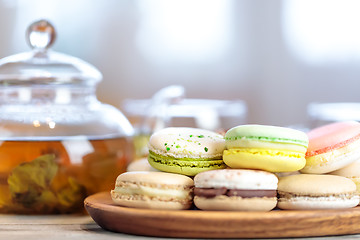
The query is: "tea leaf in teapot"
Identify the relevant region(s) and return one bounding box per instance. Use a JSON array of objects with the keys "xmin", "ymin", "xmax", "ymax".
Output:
[
  {"xmin": 57, "ymin": 177, "xmax": 87, "ymax": 211},
  {"xmin": 7, "ymin": 154, "xmax": 58, "ymax": 207}
]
